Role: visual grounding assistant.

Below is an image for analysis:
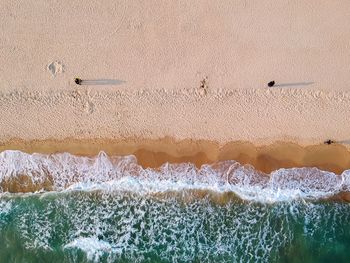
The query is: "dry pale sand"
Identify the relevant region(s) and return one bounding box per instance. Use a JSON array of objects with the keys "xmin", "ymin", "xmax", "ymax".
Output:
[{"xmin": 1, "ymin": 1, "xmax": 350, "ymax": 170}]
